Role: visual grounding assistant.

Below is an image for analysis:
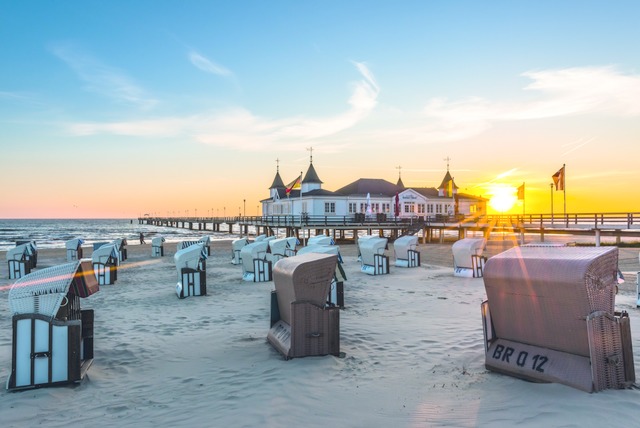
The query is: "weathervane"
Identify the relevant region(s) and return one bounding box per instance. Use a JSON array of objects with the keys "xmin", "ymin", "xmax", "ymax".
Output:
[{"xmin": 444, "ymin": 156, "xmax": 451, "ymax": 171}]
